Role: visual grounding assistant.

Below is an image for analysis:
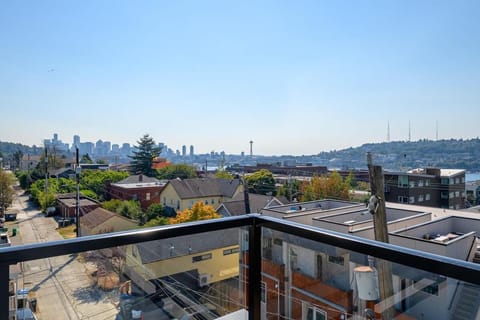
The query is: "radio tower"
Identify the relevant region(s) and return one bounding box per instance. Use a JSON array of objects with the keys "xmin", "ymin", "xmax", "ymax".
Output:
[
  {"xmin": 249, "ymin": 140, "xmax": 253, "ymax": 157},
  {"xmin": 387, "ymin": 121, "xmax": 390, "ymax": 142},
  {"xmin": 408, "ymin": 121, "xmax": 411, "ymax": 142}
]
